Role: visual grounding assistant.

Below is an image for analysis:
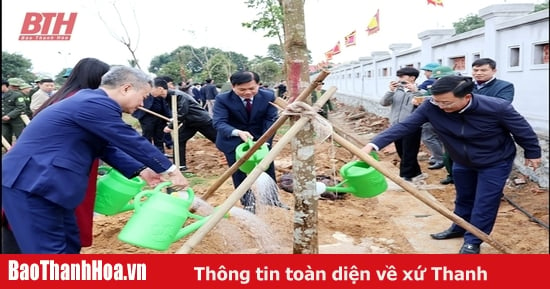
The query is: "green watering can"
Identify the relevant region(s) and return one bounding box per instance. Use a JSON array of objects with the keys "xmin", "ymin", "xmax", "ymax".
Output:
[
  {"xmin": 117, "ymin": 182, "xmax": 210, "ymax": 251},
  {"xmin": 94, "ymin": 166, "xmax": 146, "ymax": 216},
  {"xmin": 235, "ymin": 138, "xmax": 269, "ymax": 174},
  {"xmin": 322, "ymin": 153, "xmax": 388, "ymax": 198}
]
